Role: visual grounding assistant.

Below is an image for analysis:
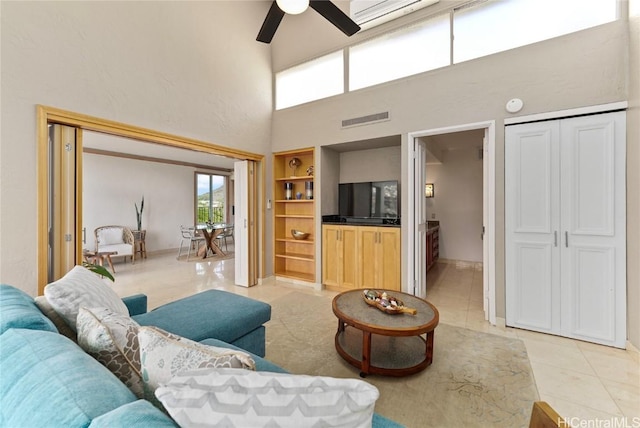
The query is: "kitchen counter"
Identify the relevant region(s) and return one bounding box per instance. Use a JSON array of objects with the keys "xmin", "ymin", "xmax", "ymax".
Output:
[
  {"xmin": 321, "ymin": 215, "xmax": 400, "ymax": 227},
  {"xmin": 322, "ymin": 221, "xmax": 400, "ymax": 228}
]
